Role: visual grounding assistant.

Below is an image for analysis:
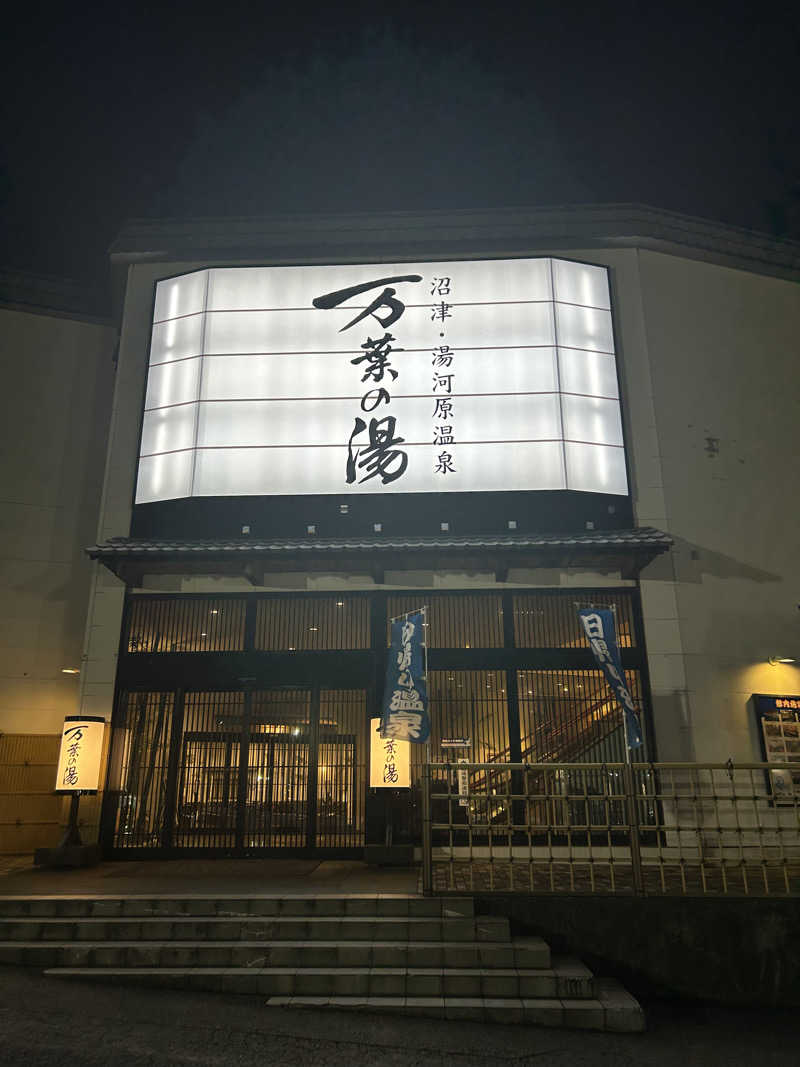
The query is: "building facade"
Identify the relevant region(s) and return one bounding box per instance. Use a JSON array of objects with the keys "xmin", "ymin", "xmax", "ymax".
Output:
[
  {"xmin": 2, "ymin": 206, "xmax": 798, "ymax": 857},
  {"xmin": 0, "ymin": 271, "xmax": 116, "ymax": 853}
]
